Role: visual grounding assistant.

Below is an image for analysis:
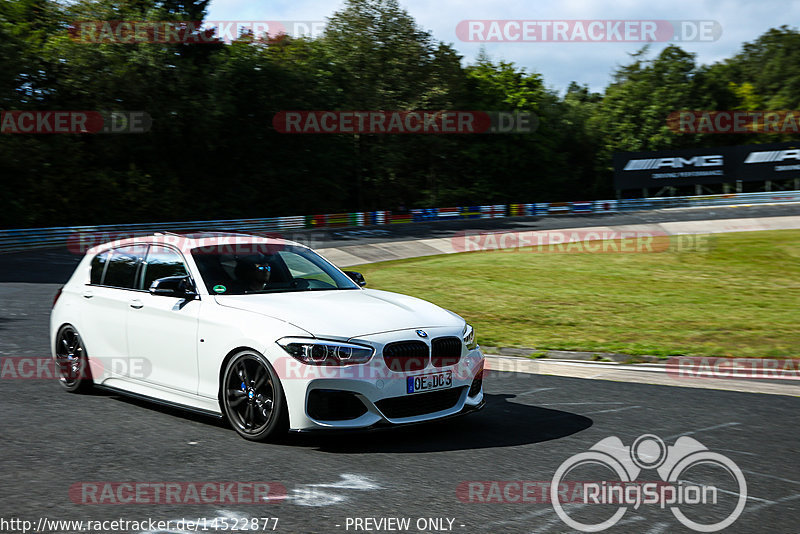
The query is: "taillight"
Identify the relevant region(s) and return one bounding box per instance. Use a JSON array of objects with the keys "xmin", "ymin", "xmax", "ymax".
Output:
[{"xmin": 52, "ymin": 287, "xmax": 63, "ymax": 308}]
